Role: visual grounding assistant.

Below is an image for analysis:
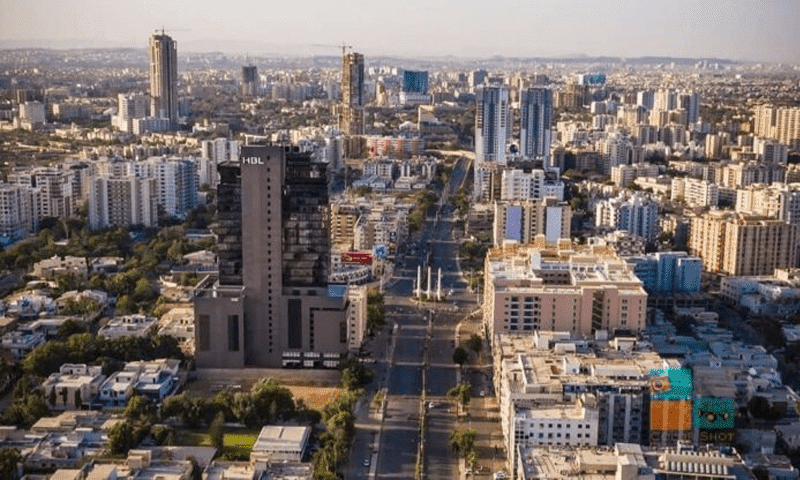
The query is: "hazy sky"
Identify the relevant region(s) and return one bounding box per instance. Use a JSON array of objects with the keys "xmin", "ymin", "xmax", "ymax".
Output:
[{"xmin": 2, "ymin": 0, "xmax": 799, "ymax": 62}]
